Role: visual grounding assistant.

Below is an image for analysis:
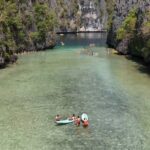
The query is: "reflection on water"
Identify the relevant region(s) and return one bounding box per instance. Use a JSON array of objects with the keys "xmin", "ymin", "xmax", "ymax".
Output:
[
  {"xmin": 0, "ymin": 33, "xmax": 150, "ymax": 149},
  {"xmin": 56, "ymin": 33, "xmax": 107, "ymax": 48}
]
